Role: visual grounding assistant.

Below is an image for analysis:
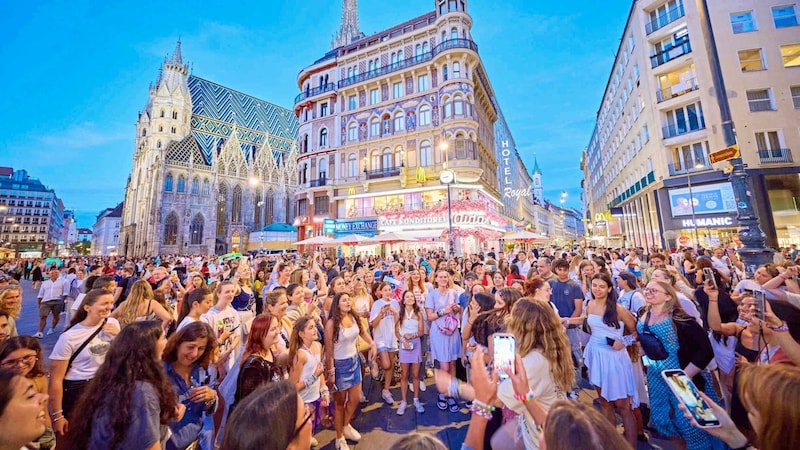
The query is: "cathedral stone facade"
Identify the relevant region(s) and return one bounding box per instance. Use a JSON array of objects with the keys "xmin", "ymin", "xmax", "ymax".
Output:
[{"xmin": 120, "ymin": 42, "xmax": 298, "ymax": 257}]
